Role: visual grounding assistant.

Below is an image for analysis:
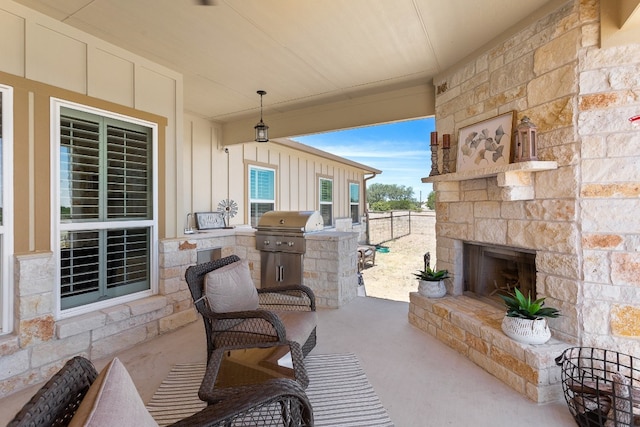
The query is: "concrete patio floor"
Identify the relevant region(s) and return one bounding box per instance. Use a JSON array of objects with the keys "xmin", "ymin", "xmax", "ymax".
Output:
[{"xmin": 1, "ymin": 296, "xmax": 576, "ymax": 426}]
